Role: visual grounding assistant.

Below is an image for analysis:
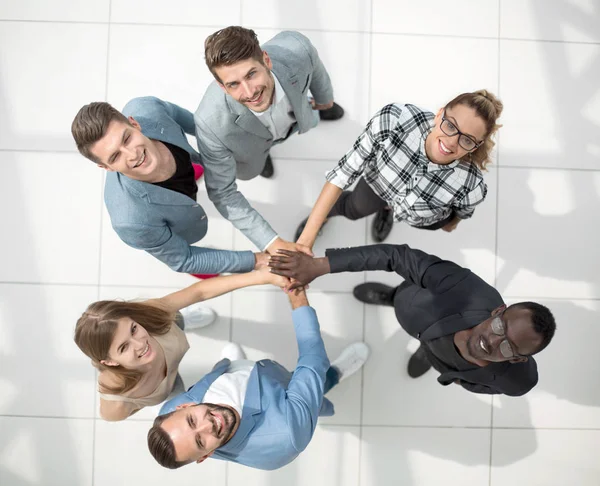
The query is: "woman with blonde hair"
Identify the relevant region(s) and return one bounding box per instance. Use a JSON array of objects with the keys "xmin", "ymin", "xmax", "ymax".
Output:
[
  {"xmin": 75, "ymin": 267, "xmax": 286, "ymax": 421},
  {"xmin": 294, "ymin": 90, "xmax": 503, "ymax": 245}
]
